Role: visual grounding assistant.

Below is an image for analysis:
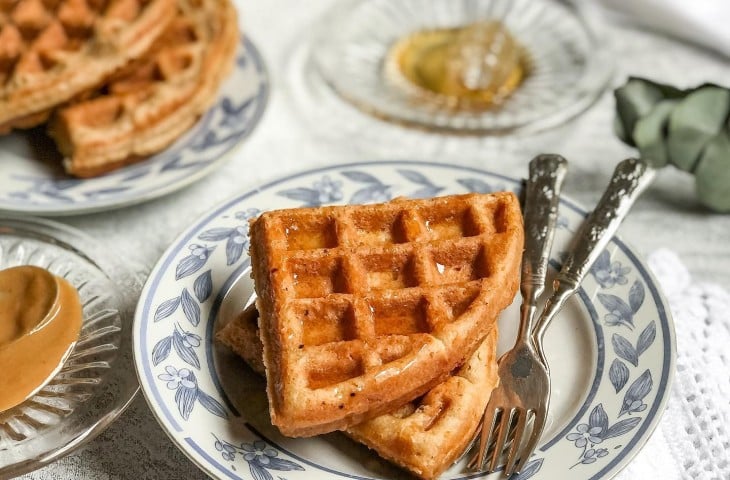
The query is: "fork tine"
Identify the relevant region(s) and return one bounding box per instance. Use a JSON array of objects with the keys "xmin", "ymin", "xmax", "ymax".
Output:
[
  {"xmin": 512, "ymin": 411, "xmax": 545, "ymax": 474},
  {"xmin": 504, "ymin": 409, "xmax": 528, "ymax": 475},
  {"xmin": 488, "ymin": 407, "xmax": 515, "ymax": 472},
  {"xmin": 471, "ymin": 408, "xmax": 502, "ymax": 470}
]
